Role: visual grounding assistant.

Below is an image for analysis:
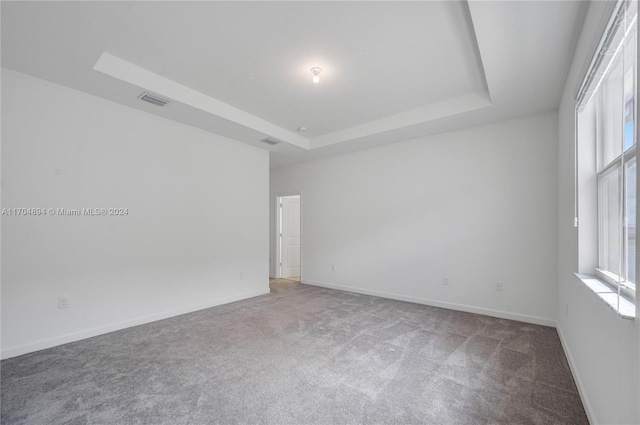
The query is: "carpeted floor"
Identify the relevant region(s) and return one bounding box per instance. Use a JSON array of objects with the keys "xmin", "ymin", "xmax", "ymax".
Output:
[{"xmin": 1, "ymin": 284, "xmax": 588, "ymax": 425}]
